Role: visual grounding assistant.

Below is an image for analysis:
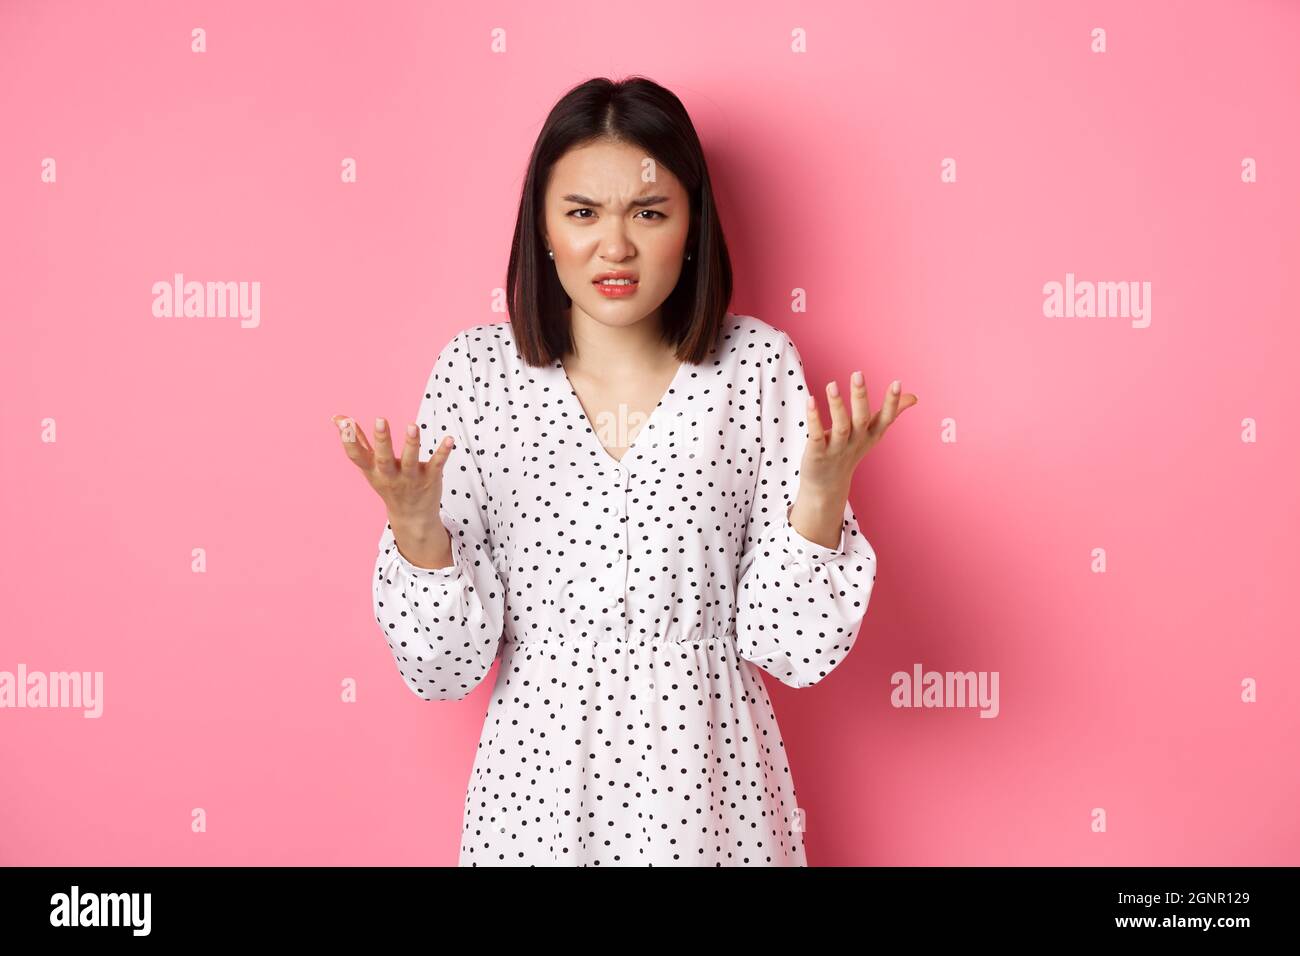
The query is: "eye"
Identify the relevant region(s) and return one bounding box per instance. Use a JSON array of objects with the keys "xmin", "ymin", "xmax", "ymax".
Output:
[{"xmin": 564, "ymin": 208, "xmax": 666, "ymax": 220}]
